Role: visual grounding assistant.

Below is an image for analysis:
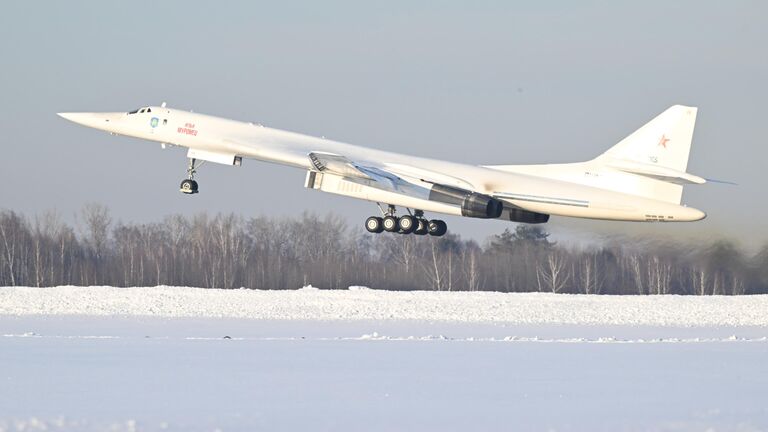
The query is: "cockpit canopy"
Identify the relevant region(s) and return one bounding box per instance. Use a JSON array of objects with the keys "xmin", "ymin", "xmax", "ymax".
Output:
[{"xmin": 127, "ymin": 107, "xmax": 152, "ymax": 115}]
